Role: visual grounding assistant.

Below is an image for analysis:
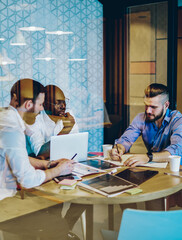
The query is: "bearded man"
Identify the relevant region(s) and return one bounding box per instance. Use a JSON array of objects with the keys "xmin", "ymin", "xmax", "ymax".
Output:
[{"xmin": 111, "ymin": 83, "xmax": 182, "ymax": 167}]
